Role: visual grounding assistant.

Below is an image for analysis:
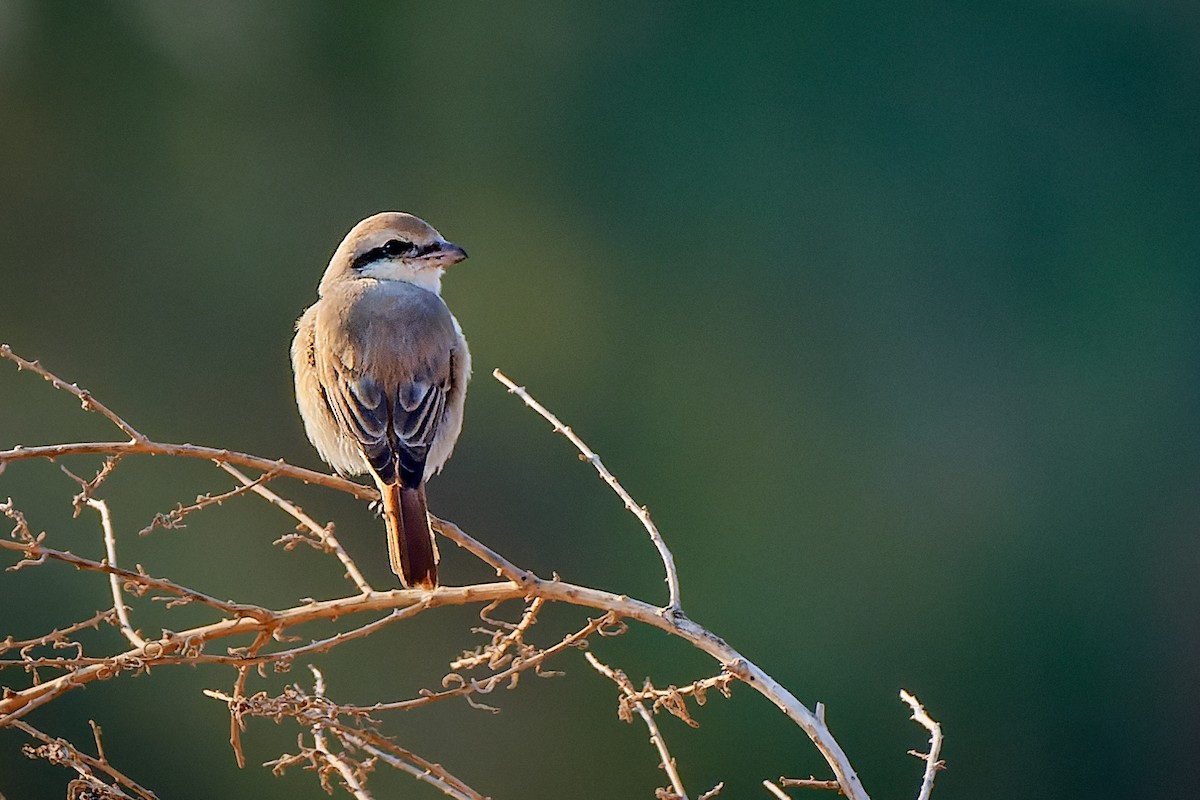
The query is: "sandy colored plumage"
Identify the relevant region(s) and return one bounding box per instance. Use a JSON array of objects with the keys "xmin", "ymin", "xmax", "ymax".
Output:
[{"xmin": 291, "ymin": 212, "xmax": 471, "ymax": 588}]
